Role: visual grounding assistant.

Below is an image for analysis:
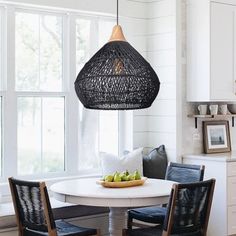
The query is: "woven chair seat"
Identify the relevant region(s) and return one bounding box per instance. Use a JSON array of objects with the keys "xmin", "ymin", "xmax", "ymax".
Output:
[
  {"xmin": 23, "ymin": 220, "xmax": 97, "ymax": 236},
  {"xmin": 125, "ymin": 227, "xmax": 202, "ymax": 236},
  {"xmin": 128, "ymin": 207, "xmax": 166, "ymax": 224},
  {"xmin": 125, "ymin": 226, "xmax": 162, "ymax": 236}
]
